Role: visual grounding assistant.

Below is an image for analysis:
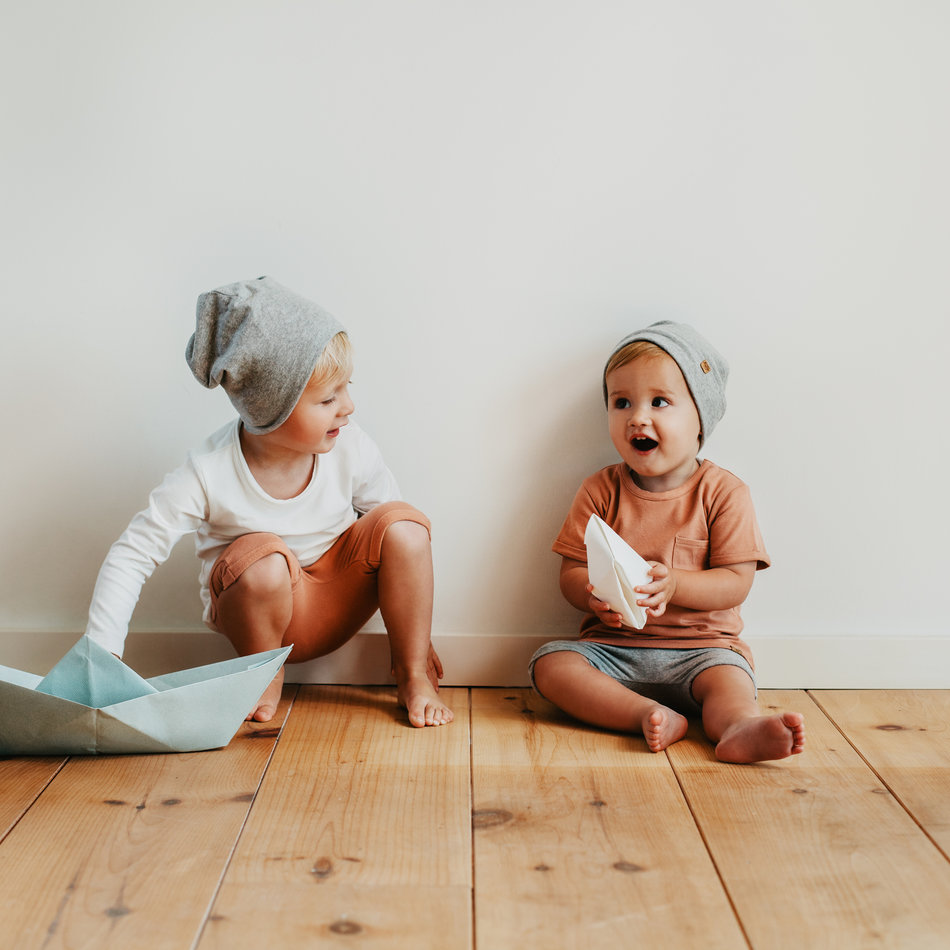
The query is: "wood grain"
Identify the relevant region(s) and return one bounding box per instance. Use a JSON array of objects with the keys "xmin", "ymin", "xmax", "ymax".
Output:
[
  {"xmin": 669, "ymin": 689, "xmax": 950, "ymax": 950},
  {"xmin": 0, "ymin": 692, "xmax": 293, "ymax": 949},
  {"xmin": 811, "ymin": 689, "xmax": 950, "ymax": 857},
  {"xmin": 203, "ymin": 686, "xmax": 472, "ymax": 949},
  {"xmin": 5, "ymin": 687, "xmax": 950, "ymax": 949},
  {"xmin": 471, "ymin": 688, "xmax": 746, "ymax": 949},
  {"xmin": 0, "ymin": 757, "xmax": 65, "ymax": 840}
]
